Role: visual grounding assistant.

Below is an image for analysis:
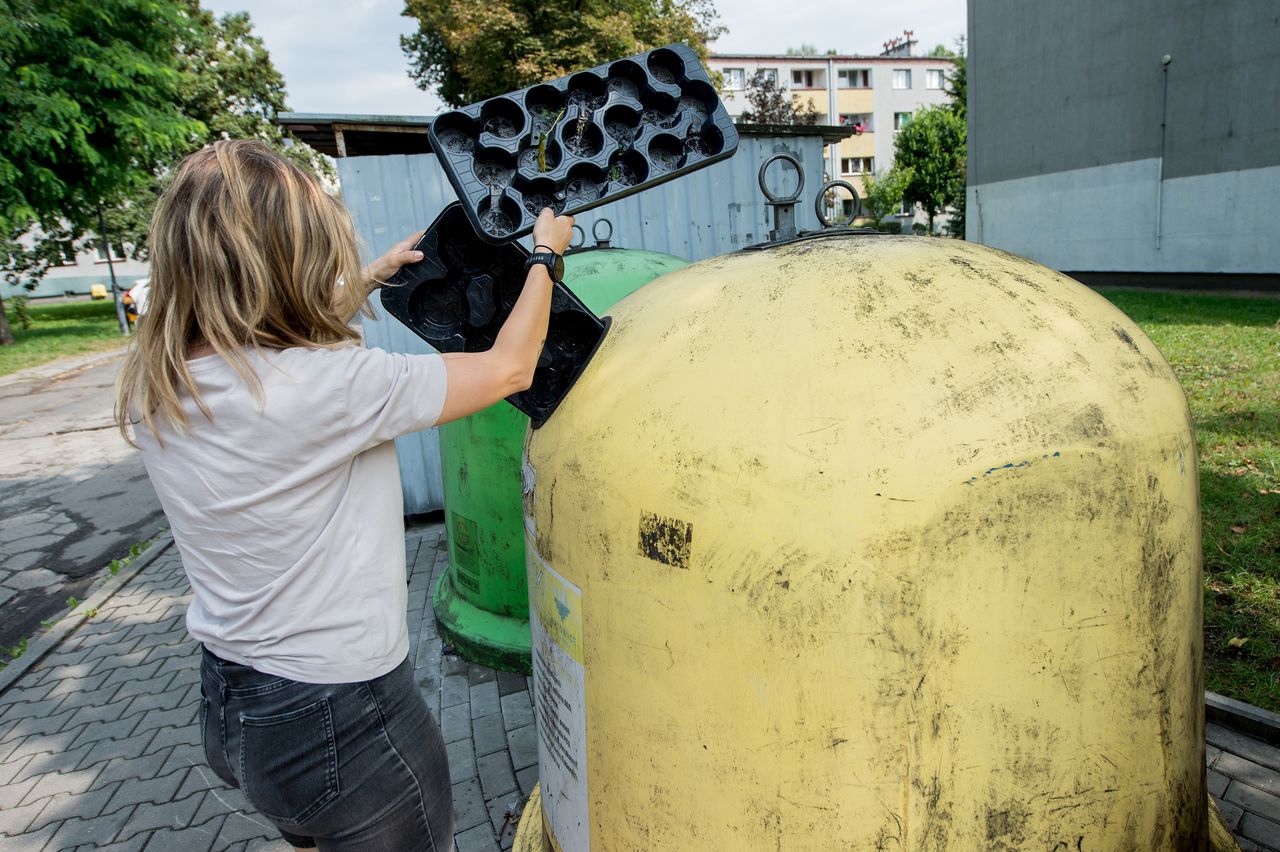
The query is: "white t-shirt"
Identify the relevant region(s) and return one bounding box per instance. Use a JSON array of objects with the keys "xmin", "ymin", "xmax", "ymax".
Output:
[{"xmin": 136, "ymin": 345, "xmax": 448, "ymax": 683}]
